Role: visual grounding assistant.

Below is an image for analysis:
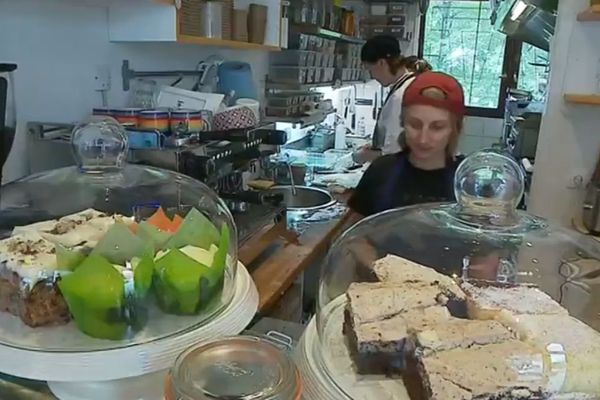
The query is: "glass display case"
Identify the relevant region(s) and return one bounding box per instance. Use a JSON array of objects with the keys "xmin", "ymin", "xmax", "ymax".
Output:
[
  {"xmin": 304, "ymin": 150, "xmax": 600, "ymax": 399},
  {"xmin": 0, "ymin": 118, "xmax": 238, "ymax": 349}
]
